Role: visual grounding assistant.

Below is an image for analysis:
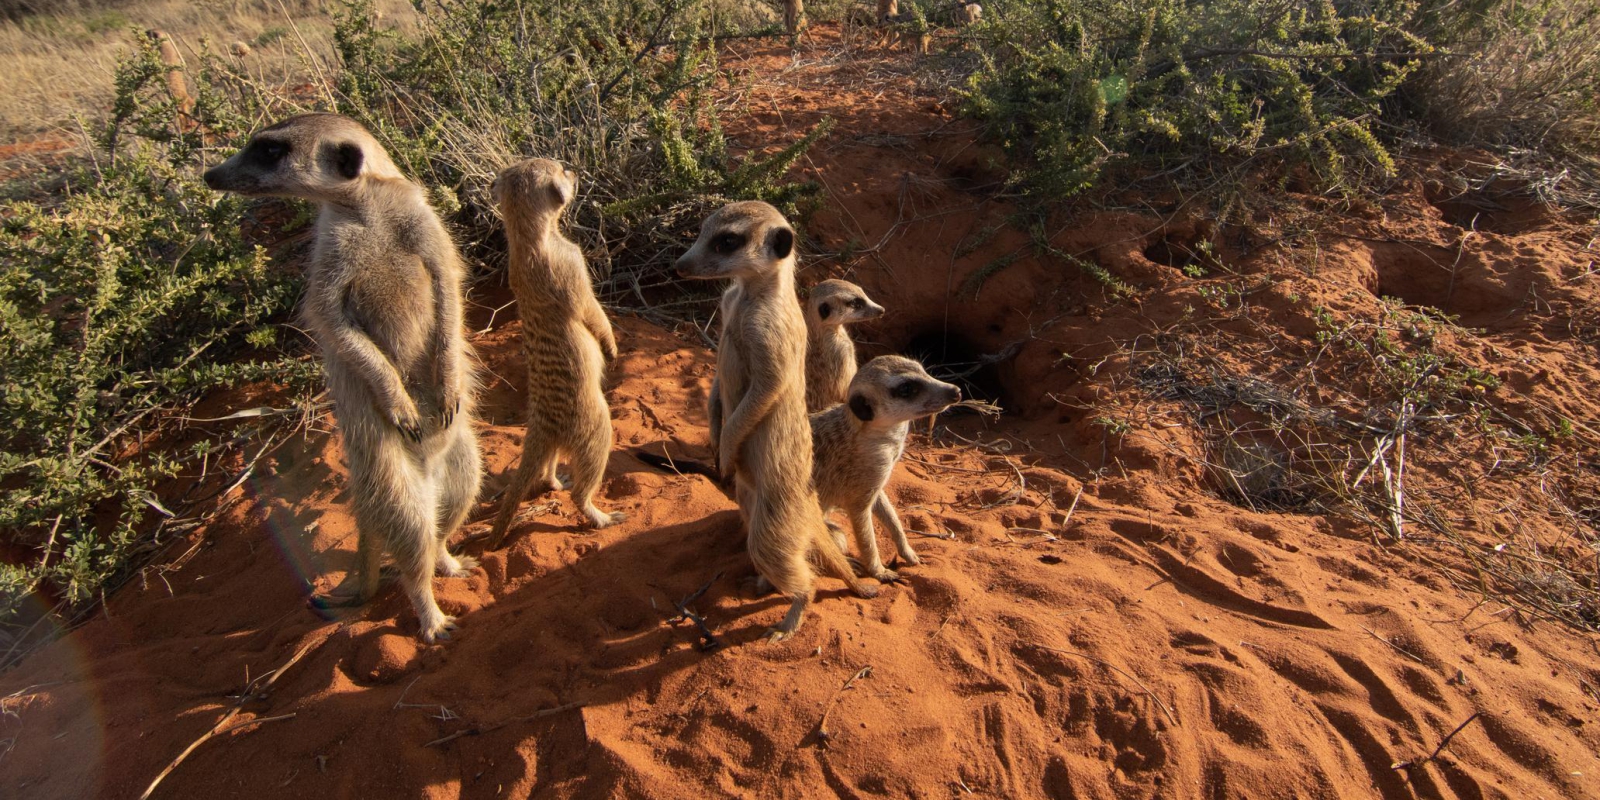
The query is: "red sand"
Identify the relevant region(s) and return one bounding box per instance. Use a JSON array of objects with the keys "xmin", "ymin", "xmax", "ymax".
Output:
[{"xmin": 3, "ymin": 27, "xmax": 1598, "ymax": 800}]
